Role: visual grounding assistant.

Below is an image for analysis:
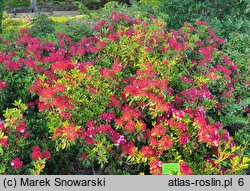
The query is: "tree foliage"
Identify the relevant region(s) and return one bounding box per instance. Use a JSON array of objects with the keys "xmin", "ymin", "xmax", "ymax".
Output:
[
  {"xmin": 0, "ymin": 0, "xmax": 6, "ymax": 36},
  {"xmin": 140, "ymin": 0, "xmax": 250, "ymax": 38}
]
